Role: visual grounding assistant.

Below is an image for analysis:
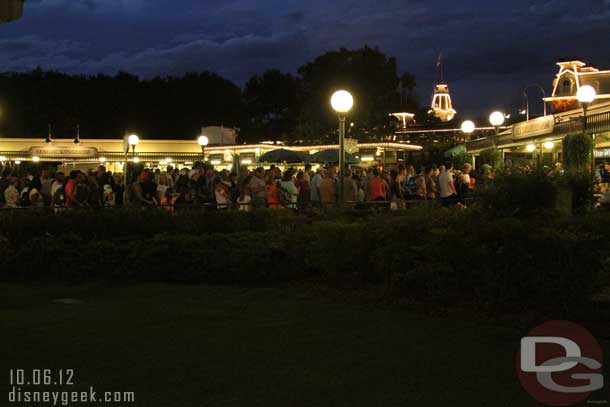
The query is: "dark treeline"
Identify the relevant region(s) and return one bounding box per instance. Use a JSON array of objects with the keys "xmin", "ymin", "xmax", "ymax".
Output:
[{"xmin": 0, "ymin": 46, "xmax": 418, "ymax": 144}]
